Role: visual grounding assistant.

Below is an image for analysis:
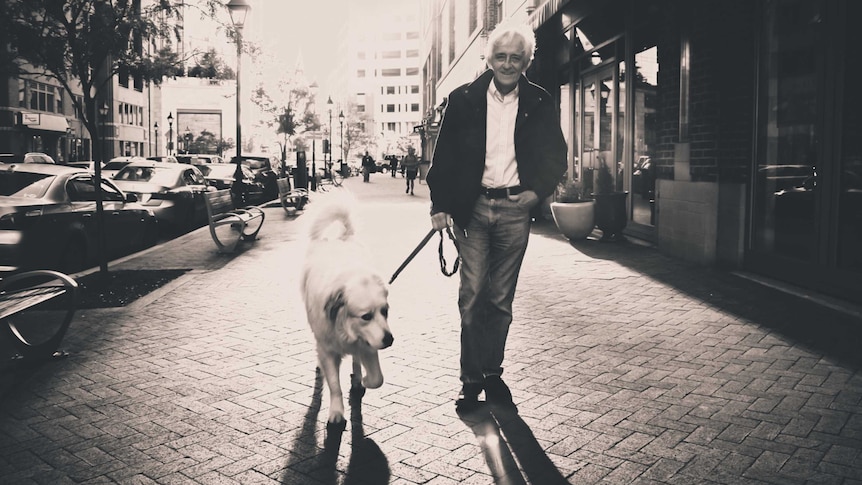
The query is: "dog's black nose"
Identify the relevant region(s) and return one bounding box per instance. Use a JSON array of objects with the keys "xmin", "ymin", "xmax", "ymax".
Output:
[{"xmin": 382, "ymin": 332, "xmax": 394, "ymax": 348}]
